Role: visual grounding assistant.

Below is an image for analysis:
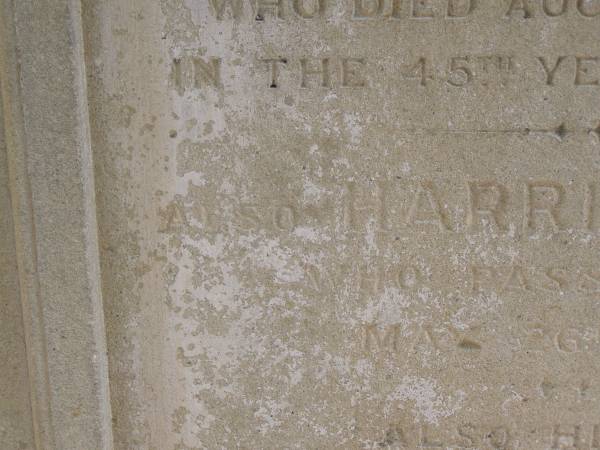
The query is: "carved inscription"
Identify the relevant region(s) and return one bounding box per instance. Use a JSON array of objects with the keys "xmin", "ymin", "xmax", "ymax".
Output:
[
  {"xmin": 161, "ymin": 2, "xmax": 600, "ymax": 446},
  {"xmin": 549, "ymin": 424, "xmax": 600, "ymax": 450},
  {"xmin": 470, "ymin": 265, "xmax": 600, "ymax": 295},
  {"xmin": 404, "ymin": 55, "xmax": 516, "ymax": 87},
  {"xmin": 506, "ymin": 0, "xmax": 600, "ymax": 18},
  {"xmin": 516, "ymin": 324, "xmax": 600, "ymax": 353},
  {"xmin": 538, "ymin": 56, "xmax": 600, "ymax": 86},
  {"xmin": 376, "ymin": 422, "xmax": 514, "ymax": 449},
  {"xmin": 375, "ymin": 422, "xmax": 600, "ymax": 449},
  {"xmin": 172, "ymin": 56, "xmax": 222, "ymax": 94},
  {"xmin": 167, "ymin": 1, "xmax": 600, "ymax": 96},
  {"xmin": 363, "ymin": 323, "xmax": 482, "ymax": 354},
  {"xmin": 261, "ymin": 57, "xmax": 367, "ymax": 88},
  {"xmin": 165, "ymin": 180, "xmax": 600, "ymax": 236},
  {"xmin": 203, "ymin": 0, "xmax": 600, "ymax": 20},
  {"xmin": 364, "ymin": 322, "xmax": 600, "ymax": 359},
  {"xmin": 169, "ymin": 54, "xmax": 600, "ymax": 91}
]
